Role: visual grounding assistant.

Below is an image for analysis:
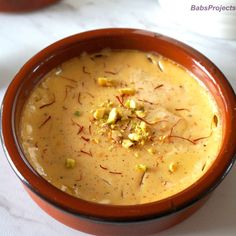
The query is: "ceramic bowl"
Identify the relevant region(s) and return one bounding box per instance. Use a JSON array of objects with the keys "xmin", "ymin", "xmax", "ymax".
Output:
[
  {"xmin": 0, "ymin": 0, "xmax": 60, "ymax": 12},
  {"xmin": 1, "ymin": 28, "xmax": 236, "ymax": 236}
]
